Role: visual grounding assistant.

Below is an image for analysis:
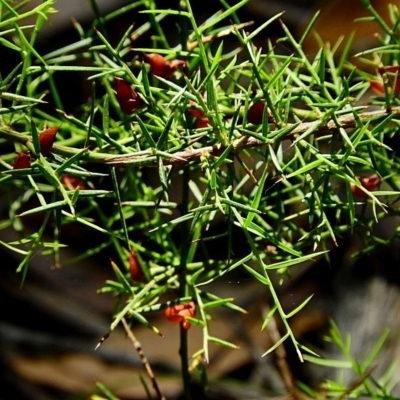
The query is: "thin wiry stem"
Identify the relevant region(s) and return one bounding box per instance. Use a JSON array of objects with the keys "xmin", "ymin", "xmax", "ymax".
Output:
[
  {"xmin": 1, "ymin": 106, "xmax": 398, "ymax": 168},
  {"xmin": 121, "ymin": 317, "xmax": 166, "ymax": 400}
]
